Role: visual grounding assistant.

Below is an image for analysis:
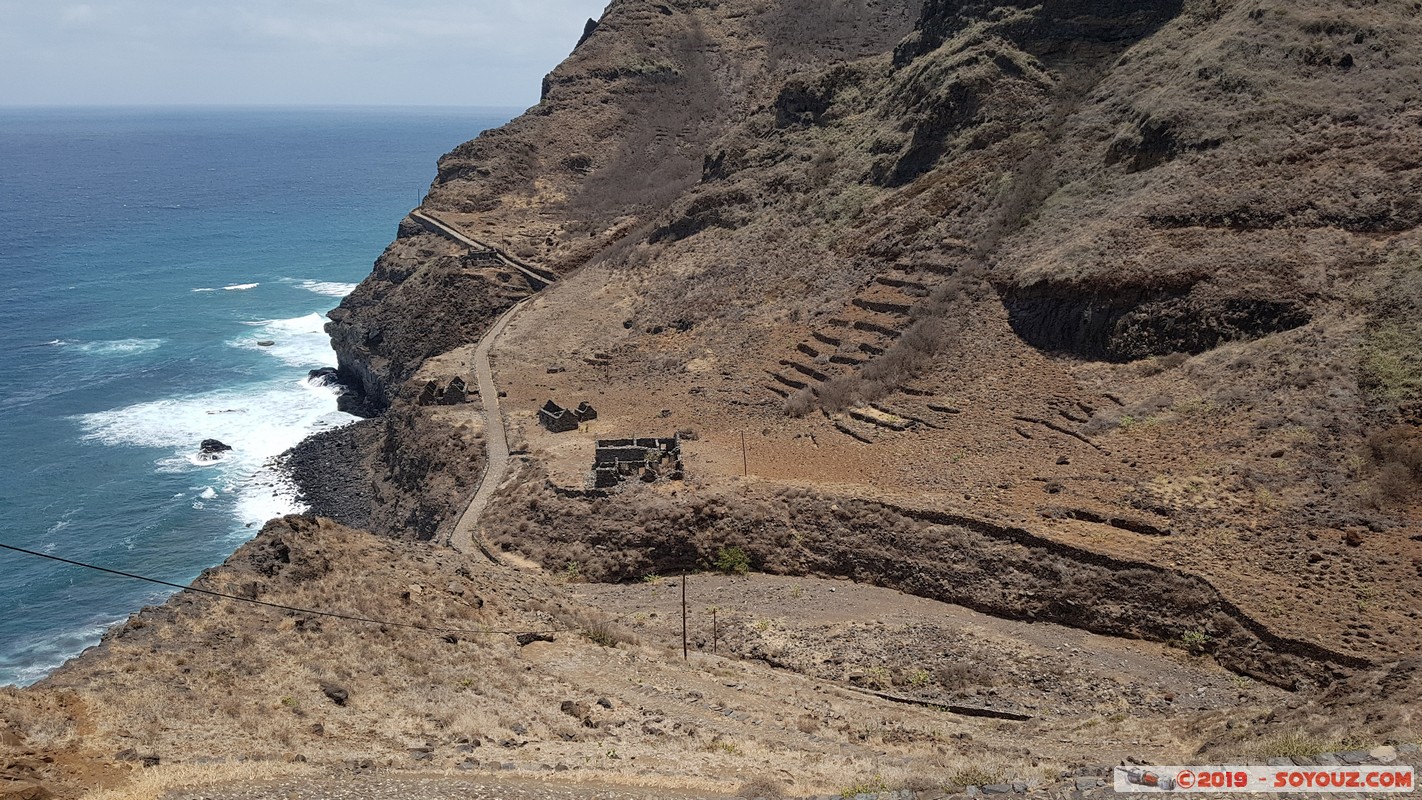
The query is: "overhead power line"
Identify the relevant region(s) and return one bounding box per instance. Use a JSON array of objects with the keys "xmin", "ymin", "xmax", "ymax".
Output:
[{"xmin": 0, "ymin": 541, "xmax": 569, "ymax": 637}]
